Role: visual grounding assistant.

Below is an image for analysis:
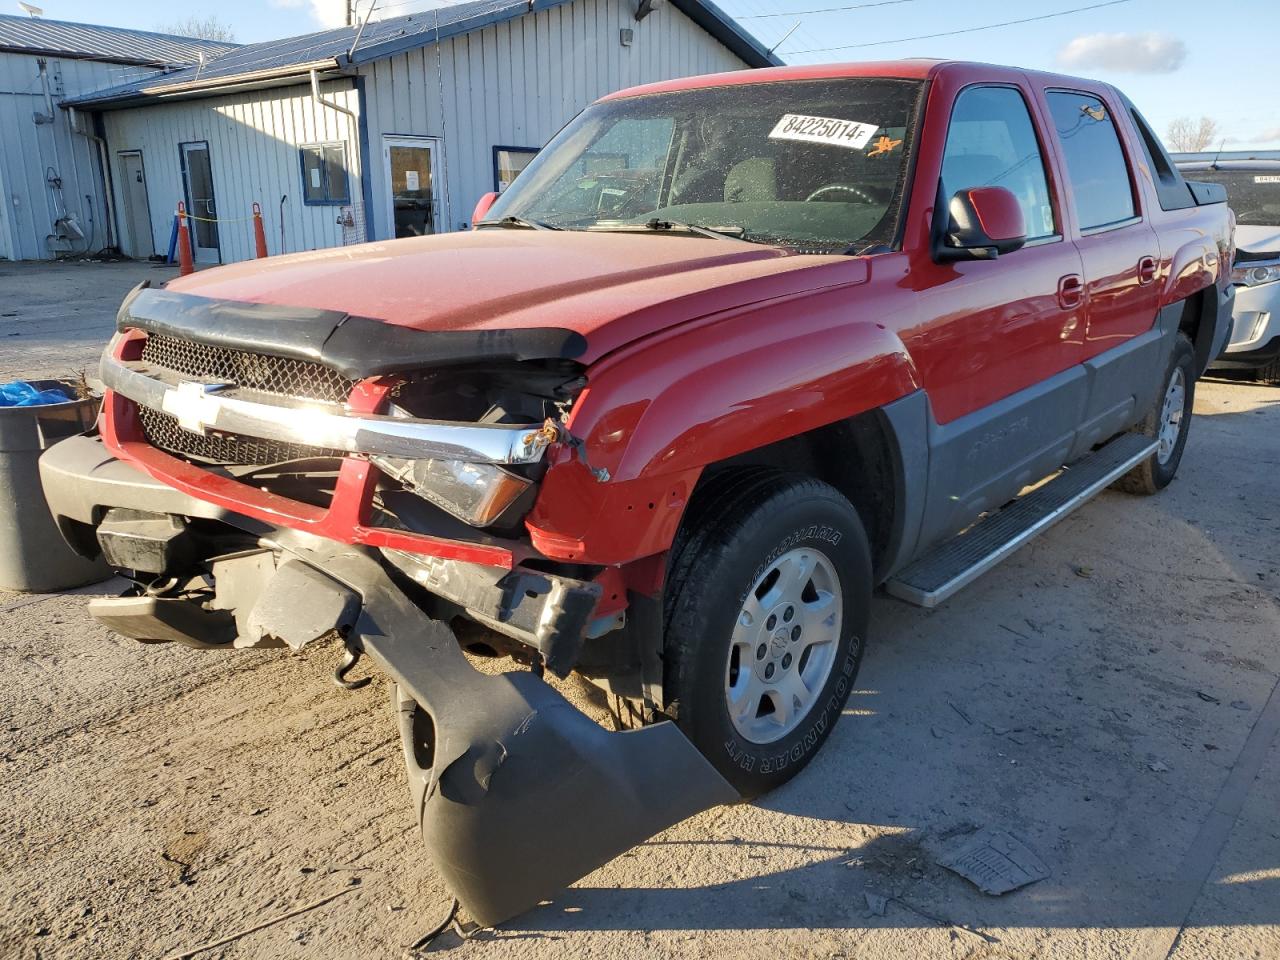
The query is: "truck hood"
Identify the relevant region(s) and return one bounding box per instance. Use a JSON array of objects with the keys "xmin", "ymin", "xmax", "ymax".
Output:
[
  {"xmin": 166, "ymin": 230, "xmax": 865, "ymax": 364},
  {"xmin": 1236, "ymin": 224, "xmax": 1280, "ymax": 255}
]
